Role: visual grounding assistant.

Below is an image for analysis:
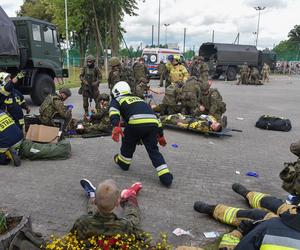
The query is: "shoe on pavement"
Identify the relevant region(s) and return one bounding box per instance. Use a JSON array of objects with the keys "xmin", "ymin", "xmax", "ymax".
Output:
[
  {"xmin": 232, "ymin": 183, "xmax": 250, "ymax": 198},
  {"xmin": 121, "ymin": 182, "xmax": 142, "ymax": 199},
  {"xmin": 80, "ymin": 179, "xmax": 96, "ymax": 198},
  {"xmin": 193, "ymin": 201, "xmax": 215, "ymax": 215},
  {"xmin": 7, "ymin": 148, "xmax": 21, "ymax": 167}
]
